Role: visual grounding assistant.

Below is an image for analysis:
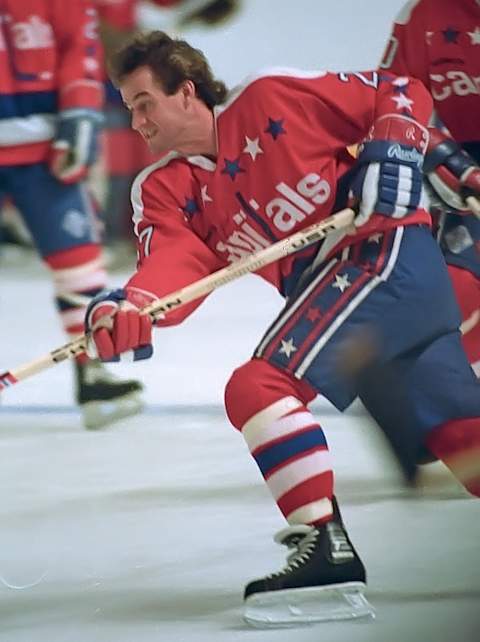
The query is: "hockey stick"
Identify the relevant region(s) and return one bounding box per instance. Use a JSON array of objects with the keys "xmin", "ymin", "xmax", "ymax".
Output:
[{"xmin": 0, "ymin": 208, "xmax": 355, "ymax": 390}]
